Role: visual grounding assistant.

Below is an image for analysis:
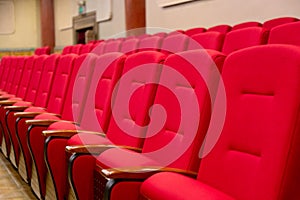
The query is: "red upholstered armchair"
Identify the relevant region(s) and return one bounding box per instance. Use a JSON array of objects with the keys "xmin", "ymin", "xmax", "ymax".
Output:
[
  {"xmin": 71, "ymin": 49, "xmax": 225, "ymax": 200},
  {"xmin": 140, "ymin": 44, "xmax": 300, "ymax": 200}
]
